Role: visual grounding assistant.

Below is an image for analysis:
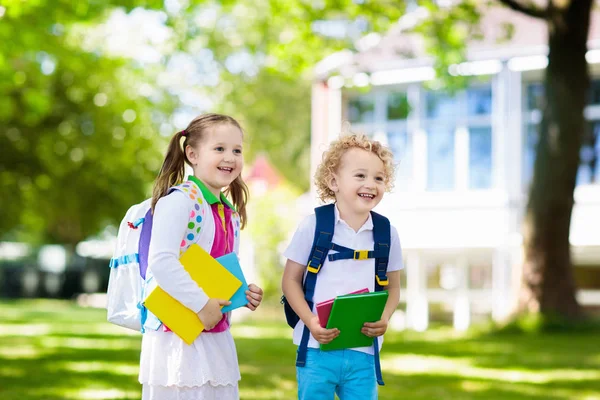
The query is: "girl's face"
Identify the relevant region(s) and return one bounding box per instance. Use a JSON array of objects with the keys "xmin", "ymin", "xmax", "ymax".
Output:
[
  {"xmin": 328, "ymin": 148, "xmax": 386, "ymax": 216},
  {"xmin": 186, "ymin": 123, "xmax": 244, "ymax": 196}
]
